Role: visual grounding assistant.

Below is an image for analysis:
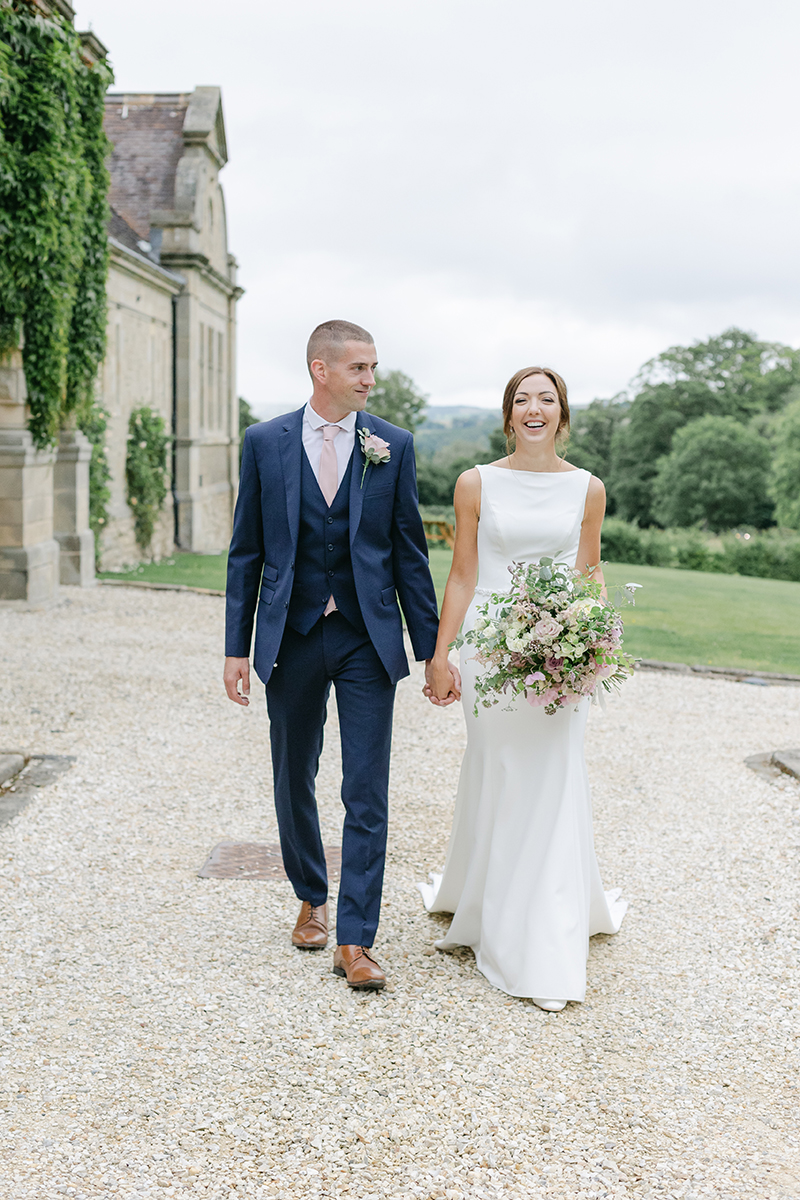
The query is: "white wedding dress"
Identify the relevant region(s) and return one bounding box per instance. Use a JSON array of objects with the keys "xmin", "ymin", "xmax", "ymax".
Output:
[{"xmin": 419, "ymin": 464, "xmax": 627, "ymax": 1002}]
